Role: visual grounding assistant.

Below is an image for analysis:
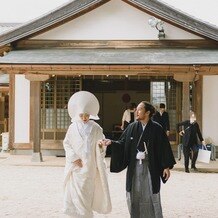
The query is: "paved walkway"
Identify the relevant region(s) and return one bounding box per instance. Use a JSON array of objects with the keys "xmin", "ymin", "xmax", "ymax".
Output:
[
  {"xmin": 0, "ymin": 152, "xmax": 217, "ymax": 172},
  {"xmin": 0, "ymin": 153, "xmax": 218, "ymax": 218}
]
